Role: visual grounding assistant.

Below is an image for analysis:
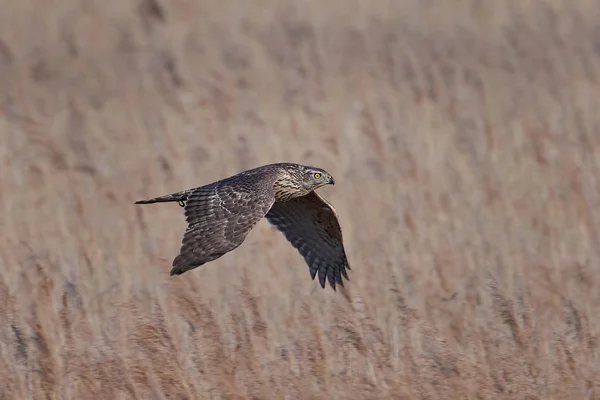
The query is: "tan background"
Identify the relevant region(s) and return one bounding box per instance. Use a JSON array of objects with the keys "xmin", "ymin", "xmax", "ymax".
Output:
[{"xmin": 1, "ymin": 0, "xmax": 600, "ymax": 398}]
